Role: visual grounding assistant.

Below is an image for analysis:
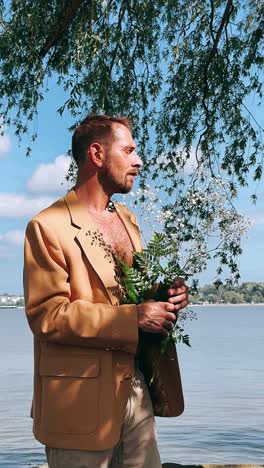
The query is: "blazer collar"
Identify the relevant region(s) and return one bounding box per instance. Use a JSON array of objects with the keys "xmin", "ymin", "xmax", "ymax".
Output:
[
  {"xmin": 64, "ymin": 189, "xmax": 89, "ymax": 229},
  {"xmin": 64, "ymin": 189, "xmax": 142, "ymax": 305},
  {"xmin": 64, "ymin": 189, "xmax": 142, "ymax": 251}
]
